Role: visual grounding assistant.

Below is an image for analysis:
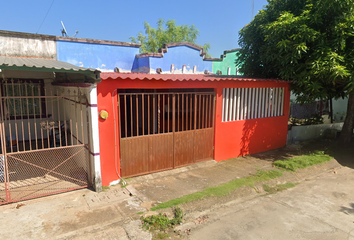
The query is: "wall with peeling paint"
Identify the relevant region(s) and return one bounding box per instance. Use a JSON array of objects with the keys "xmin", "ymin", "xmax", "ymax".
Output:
[
  {"xmin": 0, "ymin": 36, "xmax": 56, "ymax": 58},
  {"xmin": 57, "ymin": 41, "xmax": 140, "ymax": 72}
]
